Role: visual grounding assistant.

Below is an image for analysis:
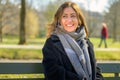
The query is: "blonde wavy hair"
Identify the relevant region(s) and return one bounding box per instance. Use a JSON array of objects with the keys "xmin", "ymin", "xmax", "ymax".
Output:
[{"xmin": 47, "ymin": 1, "xmax": 88, "ymax": 38}]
